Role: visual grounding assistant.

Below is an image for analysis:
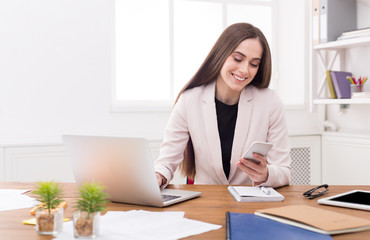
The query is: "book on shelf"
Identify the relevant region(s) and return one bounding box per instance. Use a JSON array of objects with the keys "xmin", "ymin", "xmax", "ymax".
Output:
[
  {"xmin": 326, "ymin": 70, "xmax": 337, "ymax": 99},
  {"xmin": 227, "ymin": 186, "xmax": 284, "ymax": 202},
  {"xmin": 351, "ymin": 92, "xmax": 370, "ymax": 99},
  {"xmin": 342, "ymin": 27, "xmax": 370, "ymax": 36},
  {"xmin": 255, "ymin": 205, "xmax": 370, "ymax": 235},
  {"xmin": 226, "ymin": 212, "xmax": 333, "ymax": 240},
  {"xmin": 330, "ymin": 71, "xmax": 352, "ymax": 99},
  {"xmin": 341, "ymin": 27, "xmax": 370, "ymax": 36},
  {"xmin": 337, "ymin": 27, "xmax": 370, "ymax": 40},
  {"xmin": 338, "ymin": 34, "xmax": 370, "ymax": 40}
]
